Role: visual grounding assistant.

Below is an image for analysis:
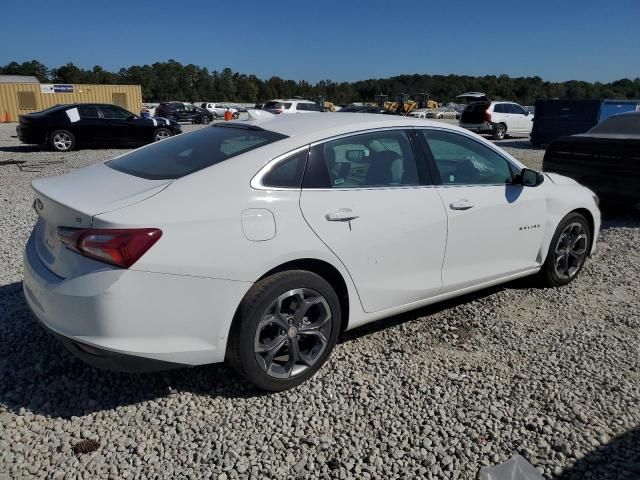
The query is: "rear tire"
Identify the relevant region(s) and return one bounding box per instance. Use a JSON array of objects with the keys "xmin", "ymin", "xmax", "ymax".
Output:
[
  {"xmin": 232, "ymin": 112, "xmax": 239, "ymax": 119},
  {"xmin": 49, "ymin": 130, "xmax": 76, "ymax": 152},
  {"xmin": 539, "ymin": 212, "xmax": 591, "ymax": 287},
  {"xmin": 200, "ymin": 115, "xmax": 211, "ymax": 125},
  {"xmin": 227, "ymin": 270, "xmax": 341, "ymax": 391},
  {"xmin": 492, "ymin": 123, "xmax": 507, "ymax": 140}
]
